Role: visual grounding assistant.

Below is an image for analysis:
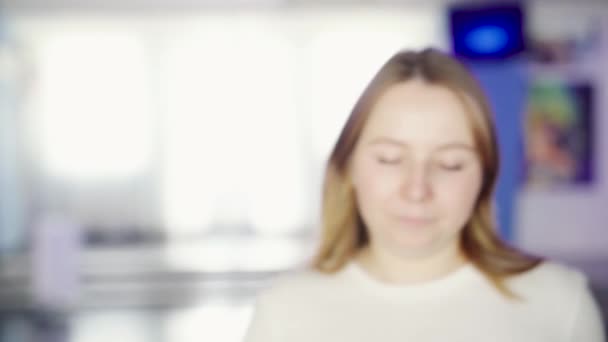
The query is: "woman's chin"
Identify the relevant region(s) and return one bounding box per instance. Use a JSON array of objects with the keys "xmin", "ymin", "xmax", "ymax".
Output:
[{"xmin": 389, "ymin": 234, "xmax": 439, "ymax": 256}]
